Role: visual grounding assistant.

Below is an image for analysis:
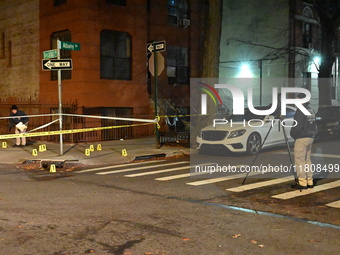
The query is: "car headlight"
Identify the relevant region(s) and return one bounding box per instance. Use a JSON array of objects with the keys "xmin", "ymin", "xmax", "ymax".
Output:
[{"xmin": 228, "ymin": 129, "xmax": 246, "ymax": 138}]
